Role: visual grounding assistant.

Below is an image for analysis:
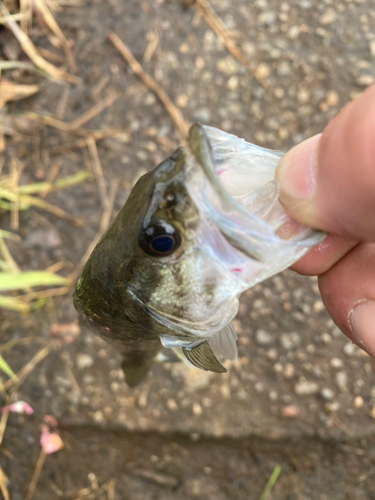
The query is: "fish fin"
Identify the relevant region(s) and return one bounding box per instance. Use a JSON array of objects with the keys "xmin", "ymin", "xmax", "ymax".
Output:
[
  {"xmin": 207, "ymin": 323, "xmax": 238, "ymax": 361},
  {"xmin": 121, "ymin": 360, "xmax": 151, "ymax": 388},
  {"xmin": 182, "ymin": 341, "xmax": 227, "ymax": 373}
]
